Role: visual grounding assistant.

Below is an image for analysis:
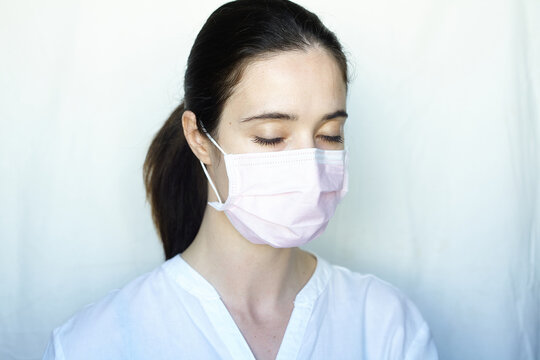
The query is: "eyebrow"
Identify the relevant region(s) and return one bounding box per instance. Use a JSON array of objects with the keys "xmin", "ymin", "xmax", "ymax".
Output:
[
  {"xmin": 240, "ymin": 112, "xmax": 295, "ymax": 122},
  {"xmin": 240, "ymin": 110, "xmax": 348, "ymax": 122},
  {"xmin": 323, "ymin": 110, "xmax": 348, "ymax": 120}
]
